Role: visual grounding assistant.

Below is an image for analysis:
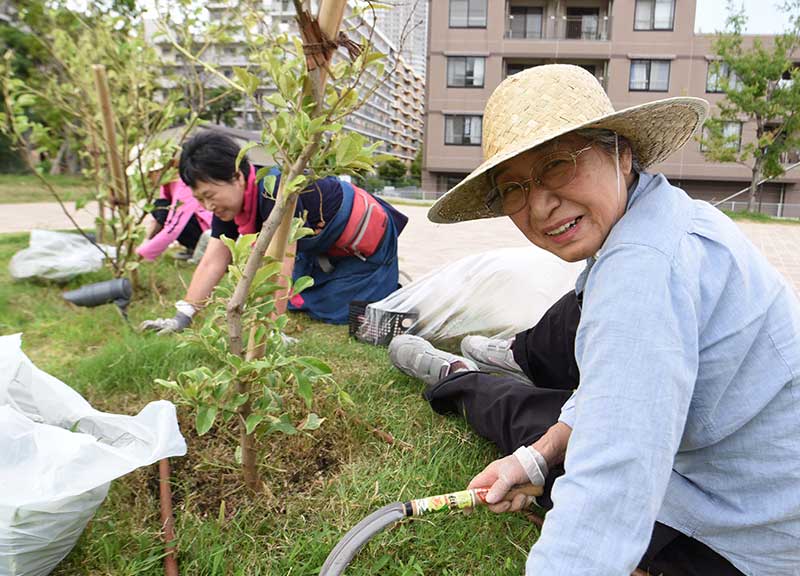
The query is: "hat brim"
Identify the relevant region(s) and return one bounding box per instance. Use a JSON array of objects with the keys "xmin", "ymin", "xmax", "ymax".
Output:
[{"xmin": 428, "ymin": 97, "xmax": 709, "ymax": 224}]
